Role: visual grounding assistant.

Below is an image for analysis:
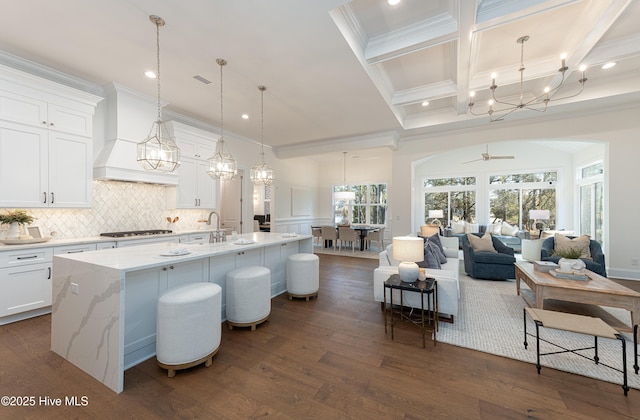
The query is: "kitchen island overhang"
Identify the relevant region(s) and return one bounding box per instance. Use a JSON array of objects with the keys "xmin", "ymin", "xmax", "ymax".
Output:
[{"xmin": 51, "ymin": 232, "xmax": 313, "ymax": 393}]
